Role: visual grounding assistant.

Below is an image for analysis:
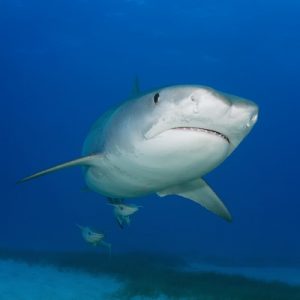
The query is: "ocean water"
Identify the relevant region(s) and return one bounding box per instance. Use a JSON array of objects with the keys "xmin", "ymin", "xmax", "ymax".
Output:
[{"xmin": 1, "ymin": 0, "xmax": 300, "ymax": 299}]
